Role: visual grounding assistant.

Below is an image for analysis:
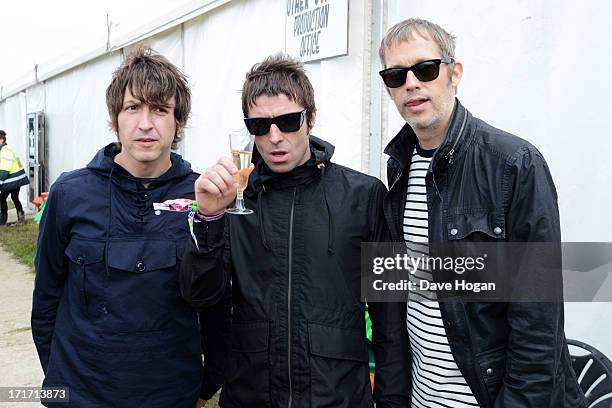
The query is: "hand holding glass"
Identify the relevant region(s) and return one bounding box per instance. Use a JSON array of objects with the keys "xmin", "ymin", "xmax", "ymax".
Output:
[{"xmin": 226, "ymin": 131, "xmax": 255, "ymax": 215}]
